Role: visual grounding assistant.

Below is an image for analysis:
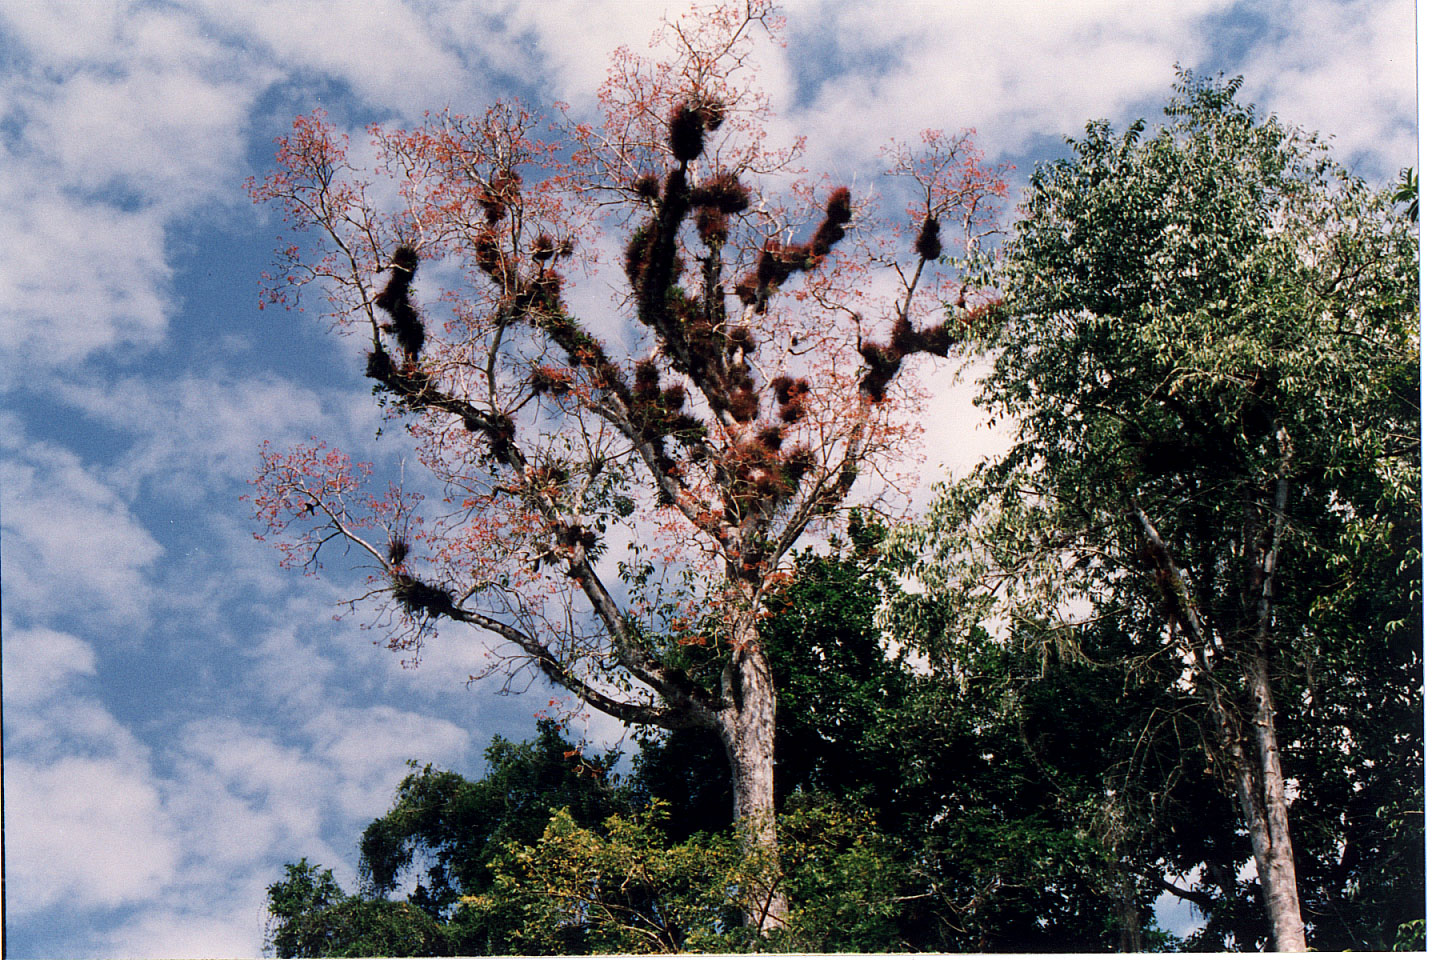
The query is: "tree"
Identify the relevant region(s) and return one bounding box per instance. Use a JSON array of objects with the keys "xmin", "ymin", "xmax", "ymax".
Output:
[
  {"xmin": 265, "ymin": 859, "xmax": 455, "ymax": 958},
  {"xmin": 893, "ymin": 73, "xmax": 1419, "ymax": 951},
  {"xmin": 639, "ymin": 520, "xmax": 1170, "ymax": 951},
  {"xmin": 264, "ymin": 718, "xmax": 914, "ymax": 955},
  {"xmin": 264, "ymin": 723, "xmax": 629, "ymax": 958},
  {"xmin": 357, "ymin": 721, "xmax": 628, "ymax": 941},
  {"xmin": 265, "ymin": 860, "xmax": 347, "ymax": 957},
  {"xmin": 266, "ymin": 526, "xmax": 1177, "ymax": 955},
  {"xmin": 247, "ymin": 0, "xmax": 1004, "ymax": 930},
  {"xmin": 468, "ymin": 792, "xmax": 919, "ymax": 954},
  {"xmin": 626, "ymin": 514, "xmax": 921, "ymax": 839}
]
